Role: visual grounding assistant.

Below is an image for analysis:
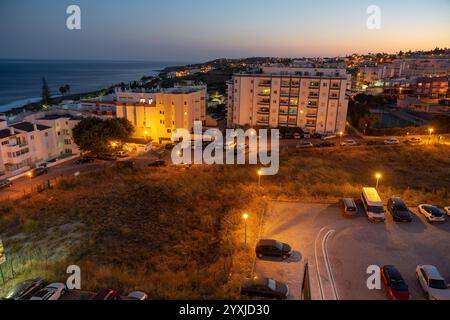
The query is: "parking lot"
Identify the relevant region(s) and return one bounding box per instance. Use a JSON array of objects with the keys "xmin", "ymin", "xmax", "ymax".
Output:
[{"xmin": 254, "ymin": 201, "xmax": 450, "ymax": 300}]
